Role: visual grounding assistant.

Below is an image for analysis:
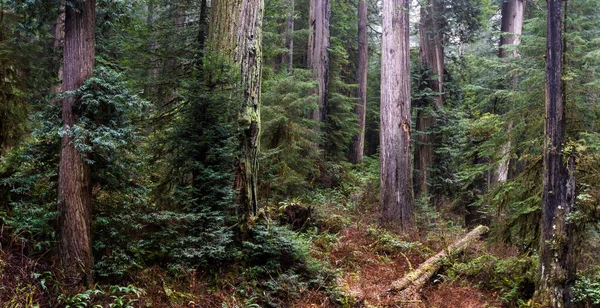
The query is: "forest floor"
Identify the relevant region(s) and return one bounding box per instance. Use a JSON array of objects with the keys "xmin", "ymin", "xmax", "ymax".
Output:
[
  {"xmin": 287, "ymin": 198, "xmax": 507, "ymax": 308},
  {"xmin": 0, "ymin": 165, "xmax": 523, "ymax": 307}
]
